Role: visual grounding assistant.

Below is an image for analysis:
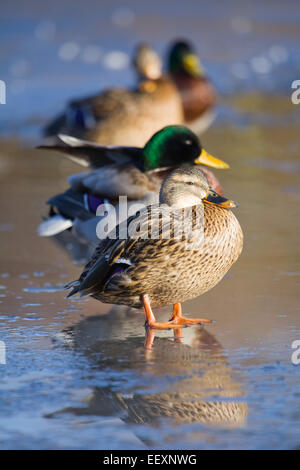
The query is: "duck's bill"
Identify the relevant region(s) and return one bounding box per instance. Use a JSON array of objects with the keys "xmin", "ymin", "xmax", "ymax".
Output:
[
  {"xmin": 204, "ymin": 189, "xmax": 238, "ymax": 208},
  {"xmin": 183, "ymin": 53, "xmax": 204, "ymax": 77},
  {"xmin": 194, "ymin": 149, "xmax": 229, "ymax": 169},
  {"xmin": 139, "ymin": 79, "xmax": 158, "ymax": 93}
]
